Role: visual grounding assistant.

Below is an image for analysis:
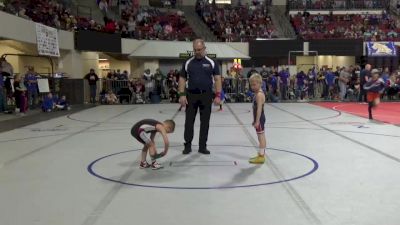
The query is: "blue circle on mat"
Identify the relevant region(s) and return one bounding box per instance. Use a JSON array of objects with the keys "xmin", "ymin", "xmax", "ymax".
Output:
[{"xmin": 87, "ymin": 145, "xmax": 319, "ymax": 190}]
